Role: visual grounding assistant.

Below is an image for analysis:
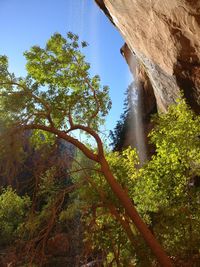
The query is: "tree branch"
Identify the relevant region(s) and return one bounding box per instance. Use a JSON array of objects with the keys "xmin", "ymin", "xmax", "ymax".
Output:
[
  {"xmin": 22, "ymin": 124, "xmax": 99, "ymax": 162},
  {"xmin": 71, "ymin": 53, "xmax": 100, "ymax": 123},
  {"xmin": 65, "ymin": 124, "xmax": 104, "ymax": 159},
  {"xmin": 0, "ymin": 81, "xmax": 51, "ymax": 112}
]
